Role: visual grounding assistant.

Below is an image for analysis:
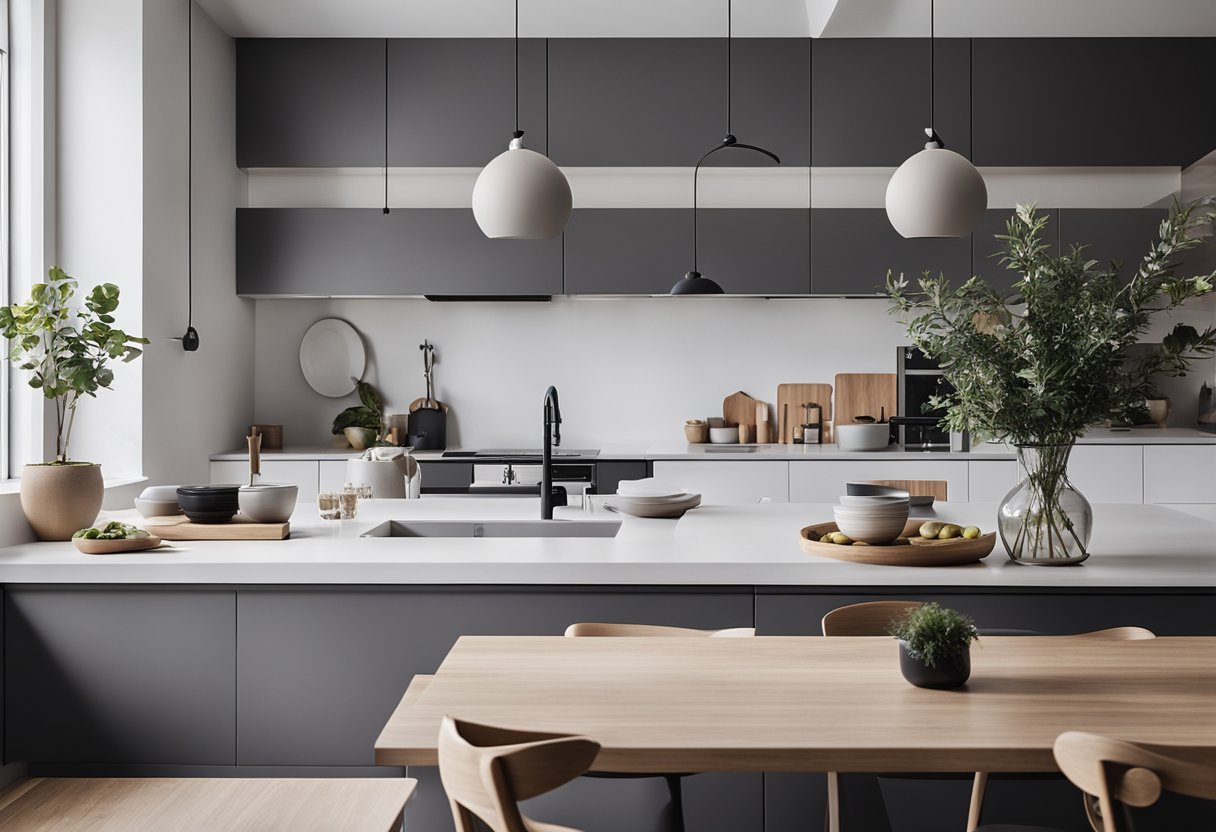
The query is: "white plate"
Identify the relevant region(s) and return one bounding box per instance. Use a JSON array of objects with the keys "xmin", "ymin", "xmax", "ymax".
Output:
[
  {"xmin": 613, "ymin": 492, "xmax": 696, "ymax": 506},
  {"xmin": 608, "ymin": 495, "xmax": 702, "ymax": 518},
  {"xmin": 616, "ymin": 478, "xmax": 689, "ymax": 499},
  {"xmin": 299, "ymin": 318, "xmax": 367, "ymax": 398}
]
